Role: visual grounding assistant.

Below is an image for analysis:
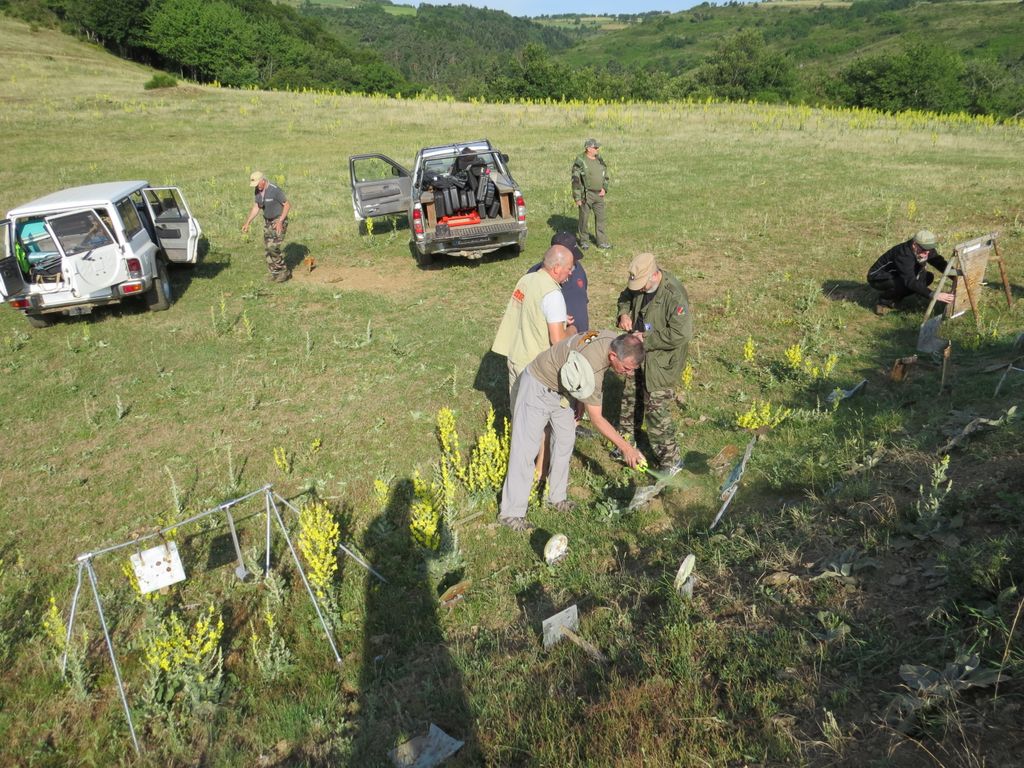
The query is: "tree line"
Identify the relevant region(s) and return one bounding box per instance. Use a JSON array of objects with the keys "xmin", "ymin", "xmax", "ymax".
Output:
[
  {"xmin": 4, "ymin": 0, "xmax": 411, "ymax": 94},
  {"xmin": 2, "ymin": 0, "xmax": 1021, "ymax": 118}
]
